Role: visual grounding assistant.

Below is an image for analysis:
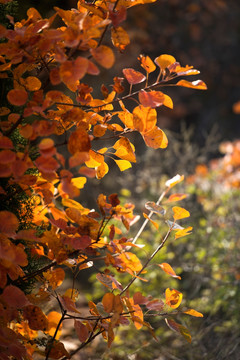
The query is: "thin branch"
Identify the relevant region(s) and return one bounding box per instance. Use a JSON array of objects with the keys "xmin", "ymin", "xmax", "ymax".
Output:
[
  {"xmin": 45, "ymin": 310, "xmax": 67, "ymax": 360},
  {"xmin": 4, "ymin": 114, "xmax": 24, "ymax": 136},
  {"xmin": 120, "ymin": 226, "xmax": 173, "ymax": 296}
]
